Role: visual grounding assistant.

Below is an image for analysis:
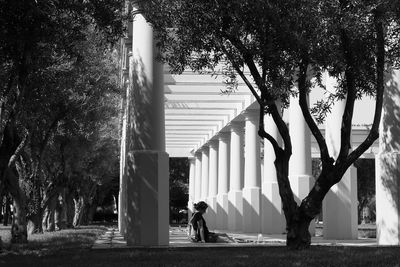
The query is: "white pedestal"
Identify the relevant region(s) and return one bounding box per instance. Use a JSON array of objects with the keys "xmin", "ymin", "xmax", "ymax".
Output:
[
  {"xmin": 205, "ymin": 196, "xmax": 217, "ymax": 230},
  {"xmin": 290, "ymin": 175, "xmax": 316, "ymax": 236},
  {"xmin": 242, "ymin": 187, "xmax": 261, "ymax": 233},
  {"xmin": 323, "ymin": 167, "xmax": 357, "ymax": 240},
  {"xmin": 228, "ymin": 190, "xmax": 243, "ymax": 231},
  {"xmin": 216, "ymin": 193, "xmax": 228, "ymax": 230},
  {"xmin": 125, "ymin": 151, "xmax": 169, "ymax": 246},
  {"xmin": 261, "ymin": 182, "xmax": 285, "ymax": 234},
  {"xmin": 376, "ymin": 152, "xmax": 400, "ymax": 245}
]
